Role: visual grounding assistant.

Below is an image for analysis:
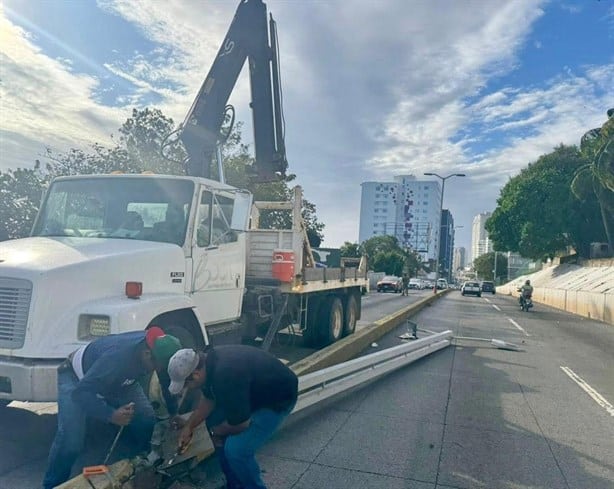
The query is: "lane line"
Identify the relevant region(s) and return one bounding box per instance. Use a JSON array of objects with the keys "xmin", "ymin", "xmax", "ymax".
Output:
[
  {"xmin": 492, "ymin": 304, "xmax": 501, "ymax": 311},
  {"xmin": 507, "ymin": 317, "xmax": 530, "ymax": 336},
  {"xmin": 560, "ymin": 366, "xmax": 614, "ymax": 417},
  {"xmin": 484, "ymin": 298, "xmax": 491, "ymax": 303}
]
